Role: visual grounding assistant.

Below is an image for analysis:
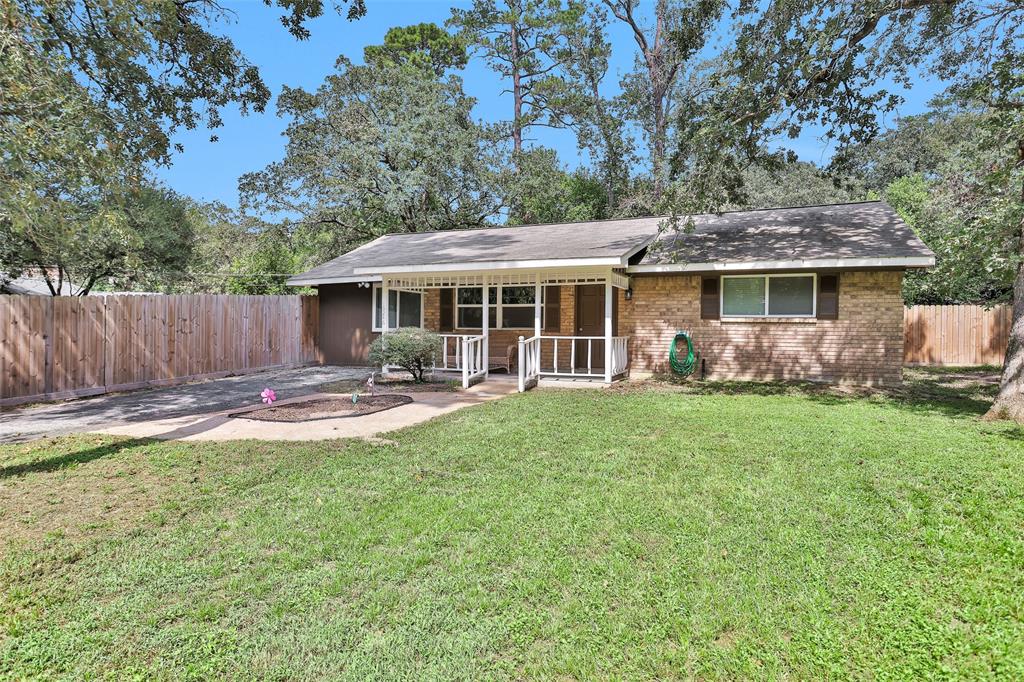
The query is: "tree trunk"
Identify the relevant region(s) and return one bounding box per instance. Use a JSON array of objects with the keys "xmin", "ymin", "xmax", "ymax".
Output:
[
  {"xmin": 511, "ymin": 20, "xmax": 523, "ymax": 154},
  {"xmin": 605, "ymin": 0, "xmax": 672, "ymax": 203},
  {"xmin": 985, "ymin": 140, "xmax": 1024, "ymax": 421},
  {"xmin": 985, "ymin": 258, "xmax": 1024, "ymax": 420},
  {"xmin": 651, "ymin": 98, "xmax": 666, "ymax": 200}
]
